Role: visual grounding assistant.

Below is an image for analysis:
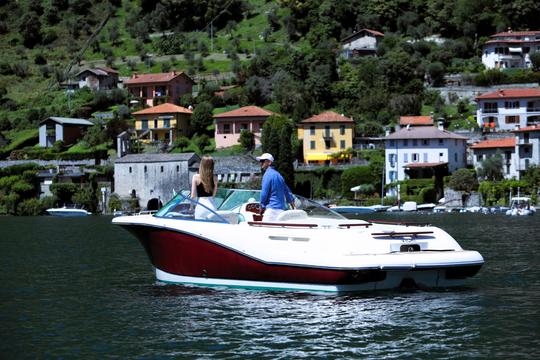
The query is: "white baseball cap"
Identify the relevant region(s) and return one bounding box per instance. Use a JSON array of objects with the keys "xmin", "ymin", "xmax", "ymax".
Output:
[{"xmin": 256, "ymin": 153, "xmax": 274, "ymax": 162}]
